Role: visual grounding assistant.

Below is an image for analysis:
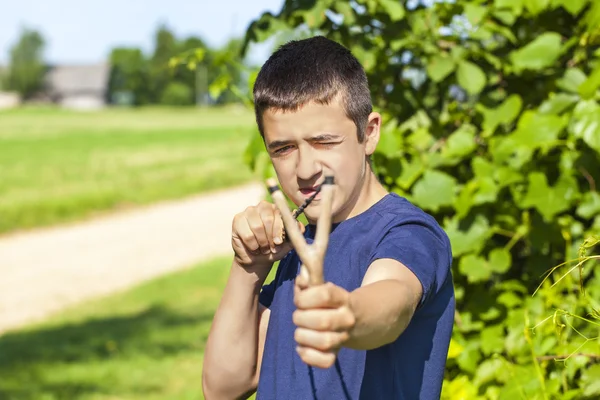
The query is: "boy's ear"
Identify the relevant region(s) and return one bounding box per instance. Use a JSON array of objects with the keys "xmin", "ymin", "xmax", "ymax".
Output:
[{"xmin": 364, "ymin": 112, "xmax": 382, "ymax": 156}]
